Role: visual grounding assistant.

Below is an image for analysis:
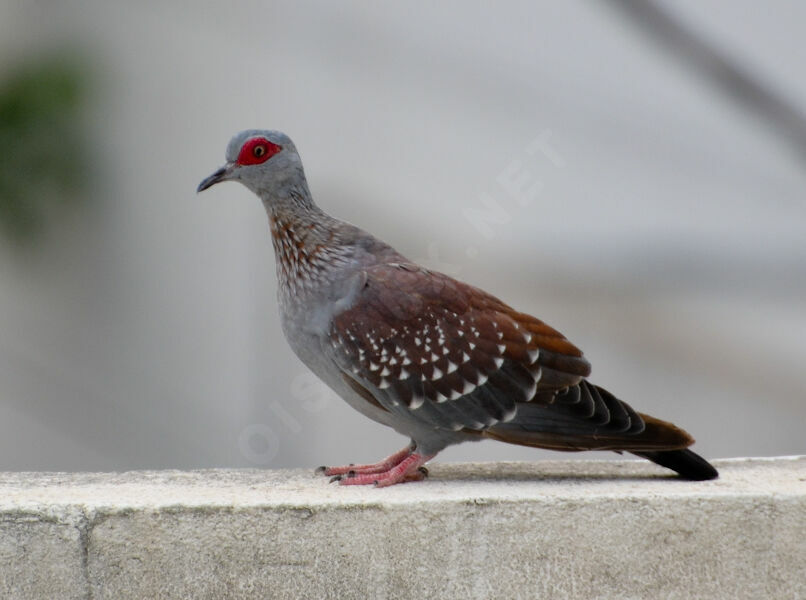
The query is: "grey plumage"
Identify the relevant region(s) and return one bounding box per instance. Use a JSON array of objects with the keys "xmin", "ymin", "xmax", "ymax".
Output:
[{"xmin": 198, "ymin": 129, "xmax": 718, "ymax": 486}]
